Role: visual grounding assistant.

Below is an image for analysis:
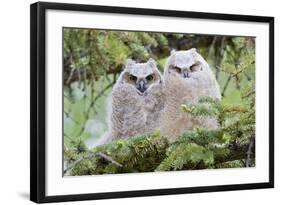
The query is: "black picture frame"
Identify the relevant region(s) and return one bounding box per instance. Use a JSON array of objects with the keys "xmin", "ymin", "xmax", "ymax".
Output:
[{"xmin": 30, "ymin": 1, "xmax": 274, "ymax": 203}]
